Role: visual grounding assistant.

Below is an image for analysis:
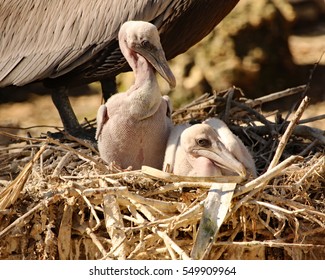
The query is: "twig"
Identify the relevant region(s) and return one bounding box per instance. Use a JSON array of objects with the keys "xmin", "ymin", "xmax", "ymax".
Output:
[
  {"xmin": 231, "ymin": 100, "xmax": 274, "ymax": 131},
  {"xmin": 298, "ymin": 139, "xmax": 319, "ymax": 156},
  {"xmin": 0, "ymin": 130, "xmax": 48, "ymax": 143},
  {"xmin": 79, "ymin": 224, "xmax": 110, "ymax": 258},
  {"xmin": 122, "ymin": 189, "xmax": 187, "ymax": 214},
  {"xmin": 0, "ymin": 144, "xmax": 47, "ymax": 210},
  {"xmin": 74, "ymin": 188, "xmax": 101, "ymax": 231},
  {"xmin": 234, "ymin": 155, "xmax": 303, "ymax": 197},
  {"xmin": 299, "ymin": 114, "xmax": 325, "ymax": 125},
  {"xmin": 232, "ymin": 123, "xmax": 325, "ymax": 145},
  {"xmin": 245, "ymin": 85, "xmax": 307, "ymax": 107},
  {"xmin": 82, "ymin": 186, "xmax": 128, "ymax": 197},
  {"xmin": 212, "ymin": 224, "xmax": 242, "ymax": 259},
  {"xmin": 142, "ymin": 165, "xmax": 242, "ymax": 183},
  {"xmin": 294, "ymin": 156, "xmax": 325, "ymax": 187},
  {"xmin": 52, "ymin": 151, "xmax": 73, "ymax": 178},
  {"xmin": 58, "ymin": 199, "xmax": 74, "ymax": 260},
  {"xmin": 0, "ymin": 130, "xmax": 107, "ymax": 172},
  {"xmin": 228, "ymin": 155, "xmax": 303, "ymax": 221},
  {"xmin": 64, "ymin": 133, "xmax": 98, "ymax": 154},
  {"xmin": 250, "ymin": 200, "xmax": 305, "ymax": 215},
  {"xmin": 214, "ymin": 240, "xmax": 325, "ymax": 248},
  {"xmin": 0, "ymin": 195, "xmax": 58, "ymax": 238},
  {"xmin": 47, "ymin": 138, "xmax": 108, "ymax": 172},
  {"xmin": 224, "ymin": 88, "xmax": 235, "ymax": 123},
  {"xmin": 268, "ymin": 96, "xmax": 310, "ymax": 170},
  {"xmin": 305, "ymin": 52, "xmax": 325, "ymax": 94},
  {"xmin": 152, "ymin": 227, "xmax": 191, "ymax": 260},
  {"xmin": 101, "ymin": 180, "xmax": 127, "ymax": 260}
]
